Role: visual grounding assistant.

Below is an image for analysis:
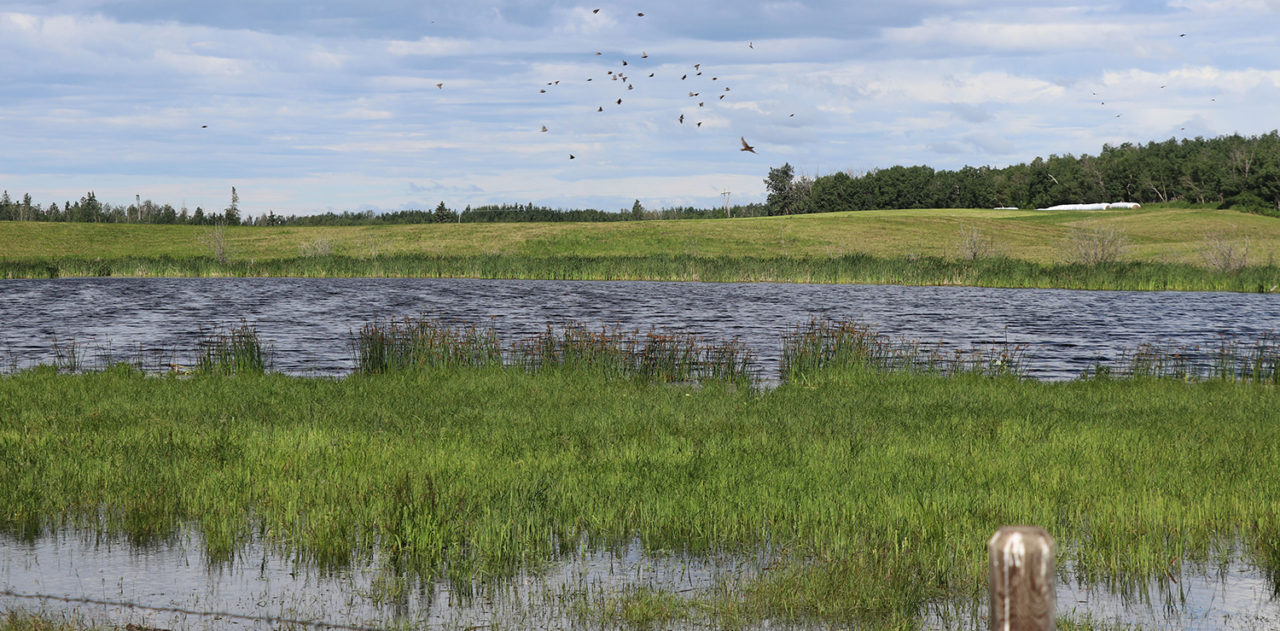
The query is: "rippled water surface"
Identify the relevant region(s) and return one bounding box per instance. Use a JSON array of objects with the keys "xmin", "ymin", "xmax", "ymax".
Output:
[{"xmin": 1, "ymin": 278, "xmax": 1277, "ymax": 379}]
